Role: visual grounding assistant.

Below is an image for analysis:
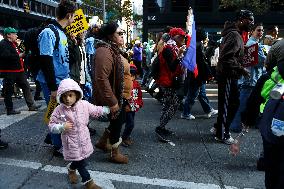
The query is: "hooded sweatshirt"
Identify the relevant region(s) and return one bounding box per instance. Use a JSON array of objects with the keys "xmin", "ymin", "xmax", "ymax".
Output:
[
  {"xmin": 48, "ymin": 78, "xmax": 109, "ymax": 161},
  {"xmin": 216, "ymin": 21, "xmax": 245, "ymax": 79}
]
